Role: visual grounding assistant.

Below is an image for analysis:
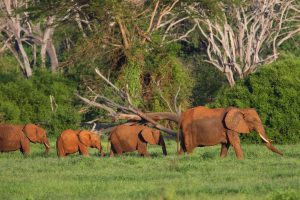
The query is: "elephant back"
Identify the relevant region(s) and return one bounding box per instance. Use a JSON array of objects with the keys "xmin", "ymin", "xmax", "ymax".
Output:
[
  {"xmin": 59, "ymin": 129, "xmax": 80, "ymax": 144},
  {"xmin": 0, "ymin": 124, "xmax": 23, "ymax": 137},
  {"xmin": 0, "ymin": 125, "xmax": 24, "ymax": 151}
]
